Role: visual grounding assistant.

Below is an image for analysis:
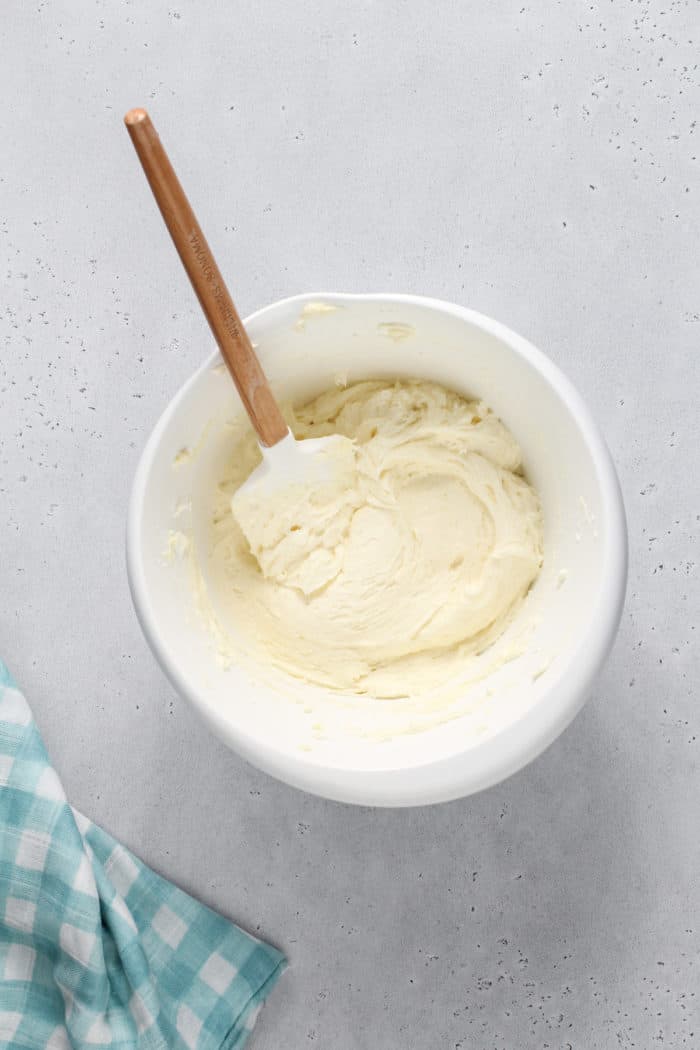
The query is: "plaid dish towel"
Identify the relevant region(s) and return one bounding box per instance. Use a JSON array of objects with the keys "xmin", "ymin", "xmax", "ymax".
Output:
[{"xmin": 0, "ymin": 659, "xmax": 286, "ymax": 1049}]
